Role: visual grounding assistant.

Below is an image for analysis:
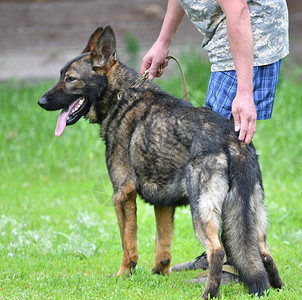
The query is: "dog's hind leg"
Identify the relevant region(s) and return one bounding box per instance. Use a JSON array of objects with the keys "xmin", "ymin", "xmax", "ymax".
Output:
[
  {"xmin": 152, "ymin": 206, "xmax": 174, "ymax": 275},
  {"xmin": 188, "ymin": 165, "xmax": 229, "ymax": 299},
  {"xmin": 113, "ymin": 181, "xmax": 138, "ymax": 277},
  {"xmin": 193, "ymin": 216, "xmax": 225, "ymax": 300},
  {"xmin": 251, "ymin": 183, "xmax": 284, "ymax": 289},
  {"xmin": 258, "ymin": 236, "xmax": 284, "ymax": 289}
]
